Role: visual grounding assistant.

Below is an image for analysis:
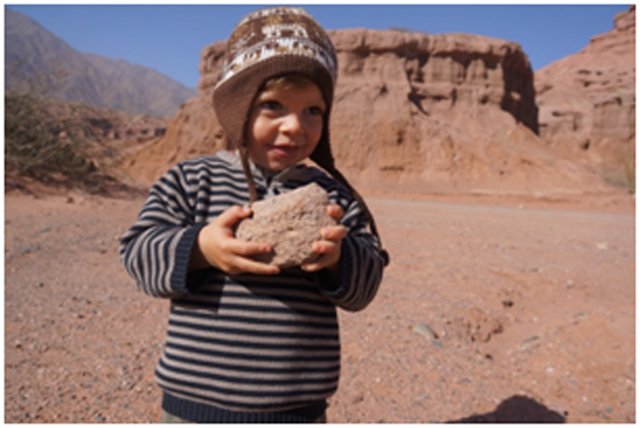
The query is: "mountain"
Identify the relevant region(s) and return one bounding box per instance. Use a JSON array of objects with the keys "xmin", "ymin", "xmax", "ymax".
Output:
[{"xmin": 5, "ymin": 8, "xmax": 196, "ymax": 117}]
